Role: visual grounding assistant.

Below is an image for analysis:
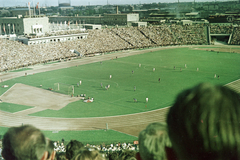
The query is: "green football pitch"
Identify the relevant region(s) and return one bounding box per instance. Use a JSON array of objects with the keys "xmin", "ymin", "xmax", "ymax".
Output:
[
  {"xmin": 0, "ymin": 47, "xmax": 240, "ymax": 143},
  {"xmin": 1, "ymin": 47, "xmax": 240, "ymax": 118}
]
